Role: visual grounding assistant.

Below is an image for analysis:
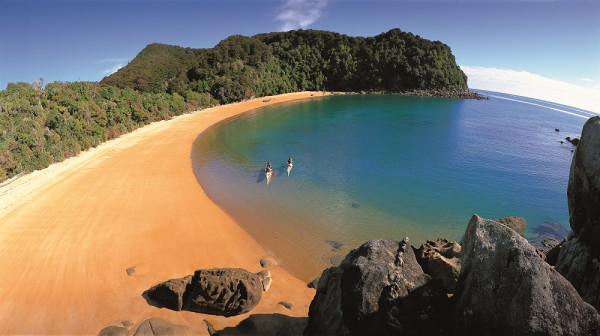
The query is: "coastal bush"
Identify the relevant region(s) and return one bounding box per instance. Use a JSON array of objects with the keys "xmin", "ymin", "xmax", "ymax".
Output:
[{"xmin": 0, "ymin": 81, "xmax": 193, "ymax": 182}]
